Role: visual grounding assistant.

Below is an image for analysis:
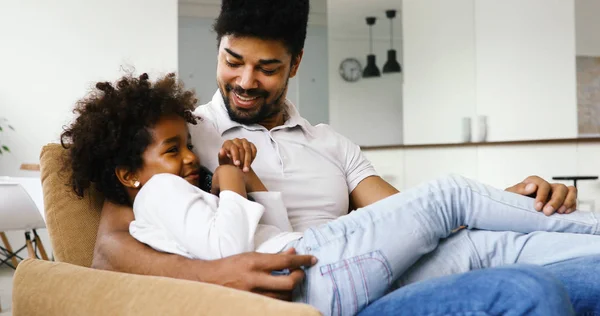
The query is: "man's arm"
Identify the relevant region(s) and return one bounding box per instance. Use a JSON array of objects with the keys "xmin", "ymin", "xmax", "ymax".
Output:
[
  {"xmin": 93, "ymin": 200, "xmax": 316, "ymax": 300},
  {"xmin": 349, "ymin": 176, "xmax": 399, "ymax": 210},
  {"xmin": 92, "ymin": 200, "xmax": 193, "ymax": 277}
]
